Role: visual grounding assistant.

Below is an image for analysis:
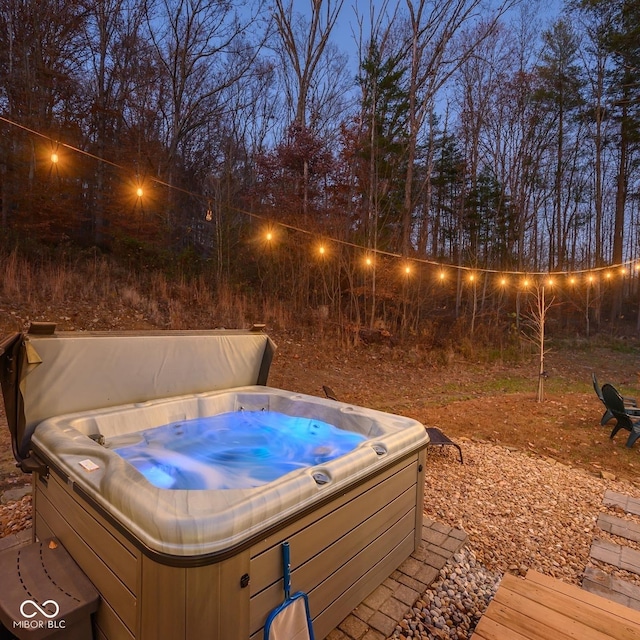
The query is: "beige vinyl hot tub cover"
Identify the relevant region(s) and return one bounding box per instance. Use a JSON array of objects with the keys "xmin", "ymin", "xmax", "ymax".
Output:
[{"xmin": 0, "ymin": 328, "xmax": 276, "ymax": 466}]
